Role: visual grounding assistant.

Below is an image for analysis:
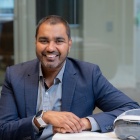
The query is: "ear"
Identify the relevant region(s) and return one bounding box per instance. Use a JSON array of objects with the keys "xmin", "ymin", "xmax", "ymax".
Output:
[{"xmin": 68, "ymin": 39, "xmax": 72, "ymax": 52}]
